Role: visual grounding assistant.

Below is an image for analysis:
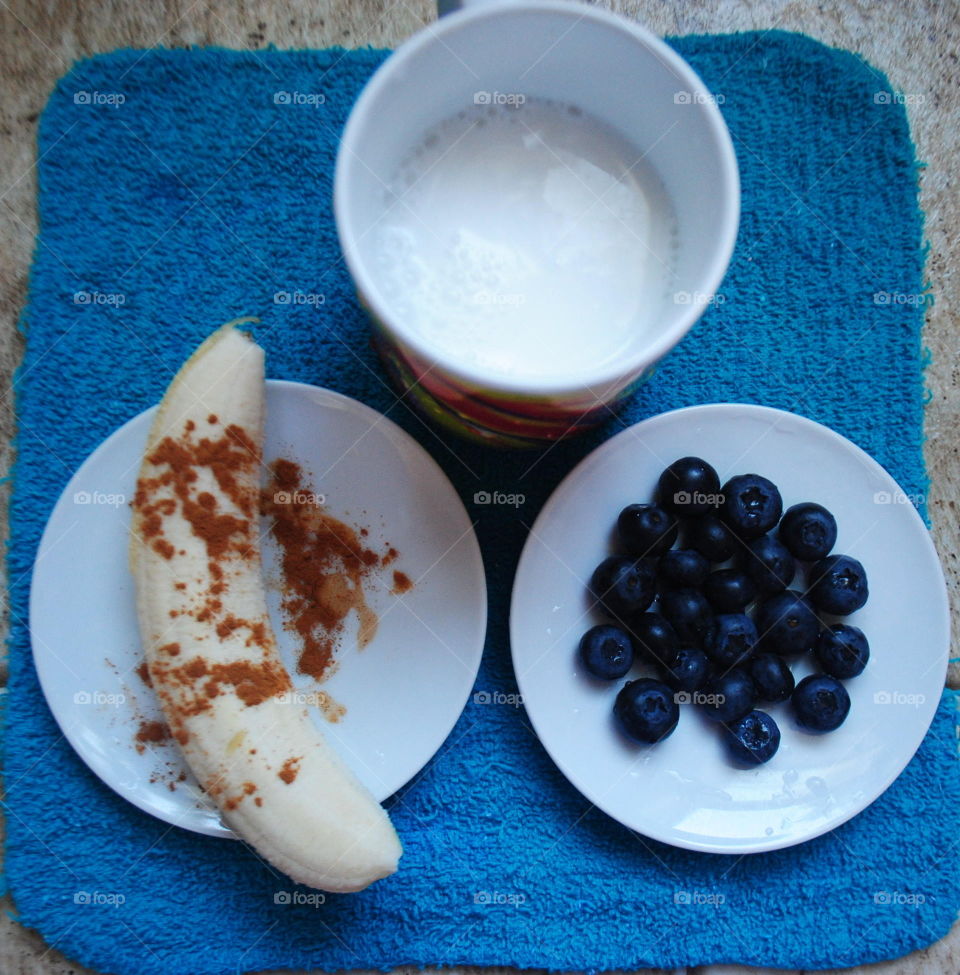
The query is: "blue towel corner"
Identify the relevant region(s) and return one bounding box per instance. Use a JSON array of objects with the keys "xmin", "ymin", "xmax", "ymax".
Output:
[{"xmin": 5, "ymin": 30, "xmax": 958, "ymax": 975}]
